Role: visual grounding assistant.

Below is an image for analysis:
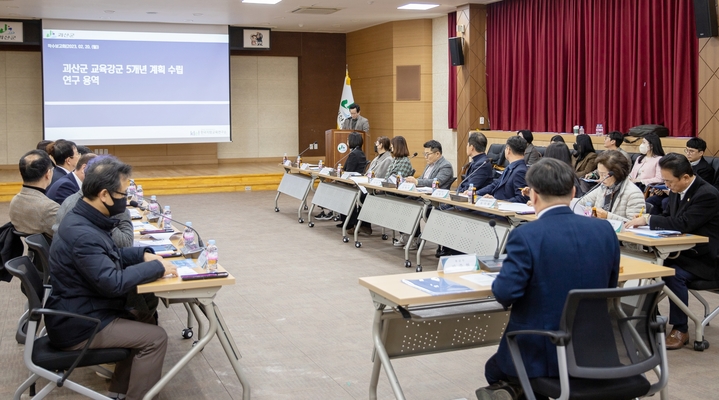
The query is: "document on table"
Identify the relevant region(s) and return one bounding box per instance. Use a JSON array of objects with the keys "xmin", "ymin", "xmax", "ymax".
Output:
[
  {"xmin": 135, "ymin": 239, "xmax": 174, "ymax": 247},
  {"xmin": 625, "ymin": 227, "xmax": 684, "ymax": 238},
  {"xmin": 497, "ymin": 202, "xmax": 535, "ymax": 213},
  {"xmin": 176, "ymin": 266, "xmax": 199, "ymax": 277},
  {"xmin": 461, "ymin": 272, "xmax": 499, "ymax": 287},
  {"xmin": 401, "ymin": 277, "xmax": 475, "ymax": 296}
]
